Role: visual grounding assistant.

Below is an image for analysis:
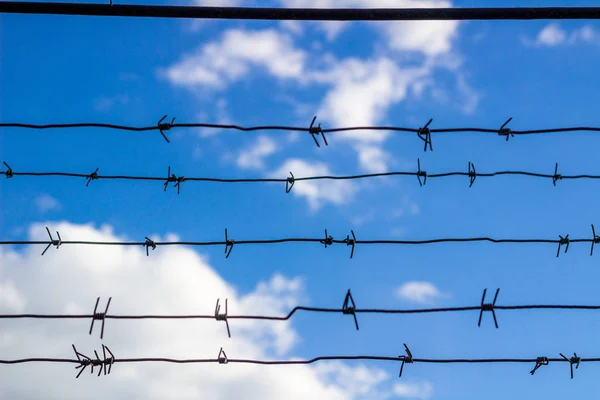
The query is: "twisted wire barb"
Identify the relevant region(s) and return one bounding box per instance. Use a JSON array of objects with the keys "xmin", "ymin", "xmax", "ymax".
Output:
[
  {"xmin": 2, "ymin": 345, "xmax": 599, "ymax": 379},
  {"xmin": 4, "ymin": 160, "xmax": 600, "ymax": 192},
  {"xmin": 4, "ymin": 225, "xmax": 600, "ymax": 258},
  {"xmin": 3, "ymin": 3, "xmax": 600, "ymax": 21},
  {"xmin": 5, "ymin": 117, "xmax": 600, "ymax": 148},
  {"xmin": 4, "ymin": 289, "xmax": 600, "ymax": 338}
]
